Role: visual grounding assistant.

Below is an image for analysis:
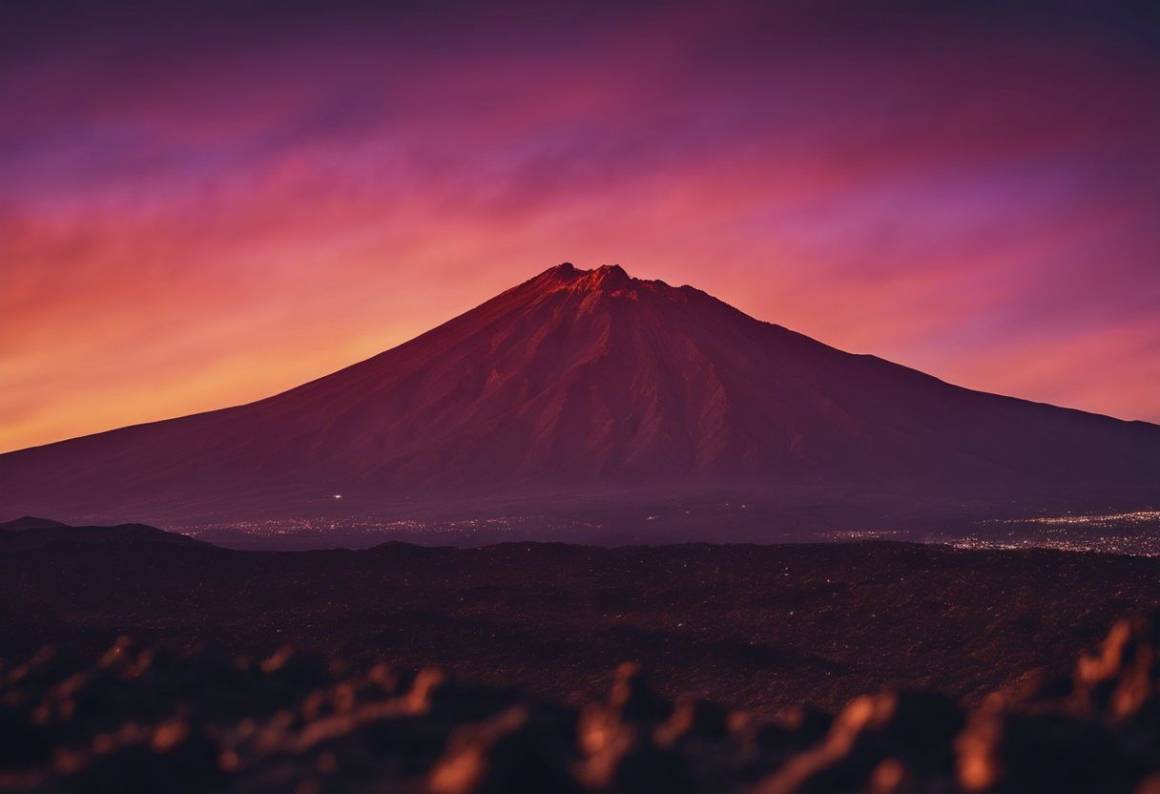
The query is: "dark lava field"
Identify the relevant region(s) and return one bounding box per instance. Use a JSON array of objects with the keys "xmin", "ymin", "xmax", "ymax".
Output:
[
  {"xmin": 5, "ymin": 525, "xmax": 1160, "ymax": 792},
  {"xmin": 4, "ymin": 525, "xmax": 1160, "ymax": 715}
]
